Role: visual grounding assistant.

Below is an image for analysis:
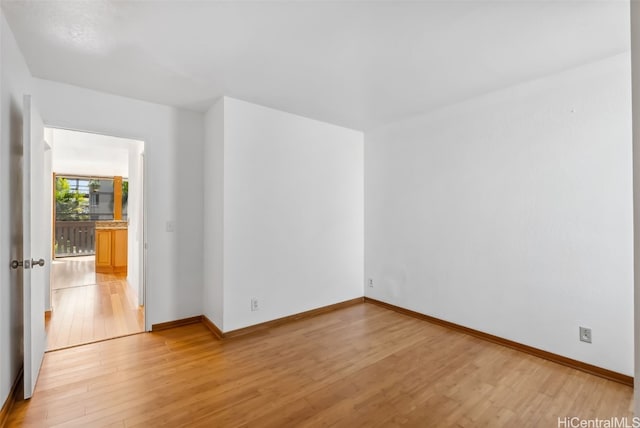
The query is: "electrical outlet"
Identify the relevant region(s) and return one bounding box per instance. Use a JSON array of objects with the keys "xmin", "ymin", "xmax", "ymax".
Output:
[
  {"xmin": 579, "ymin": 326, "xmax": 592, "ymax": 343},
  {"xmin": 368, "ymin": 278, "xmax": 374, "ymax": 288},
  {"xmin": 251, "ymin": 298, "xmax": 259, "ymax": 312}
]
